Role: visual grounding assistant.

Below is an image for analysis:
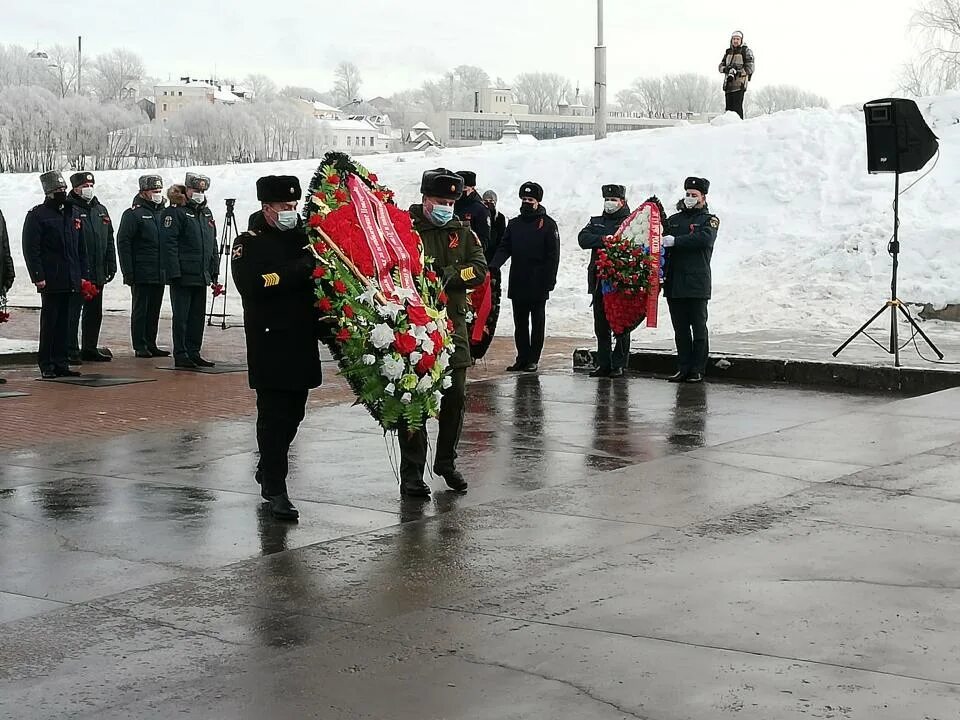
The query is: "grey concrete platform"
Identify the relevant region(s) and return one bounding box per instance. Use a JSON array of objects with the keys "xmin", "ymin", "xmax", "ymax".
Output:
[{"xmin": 2, "ymin": 373, "xmax": 960, "ymax": 719}]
